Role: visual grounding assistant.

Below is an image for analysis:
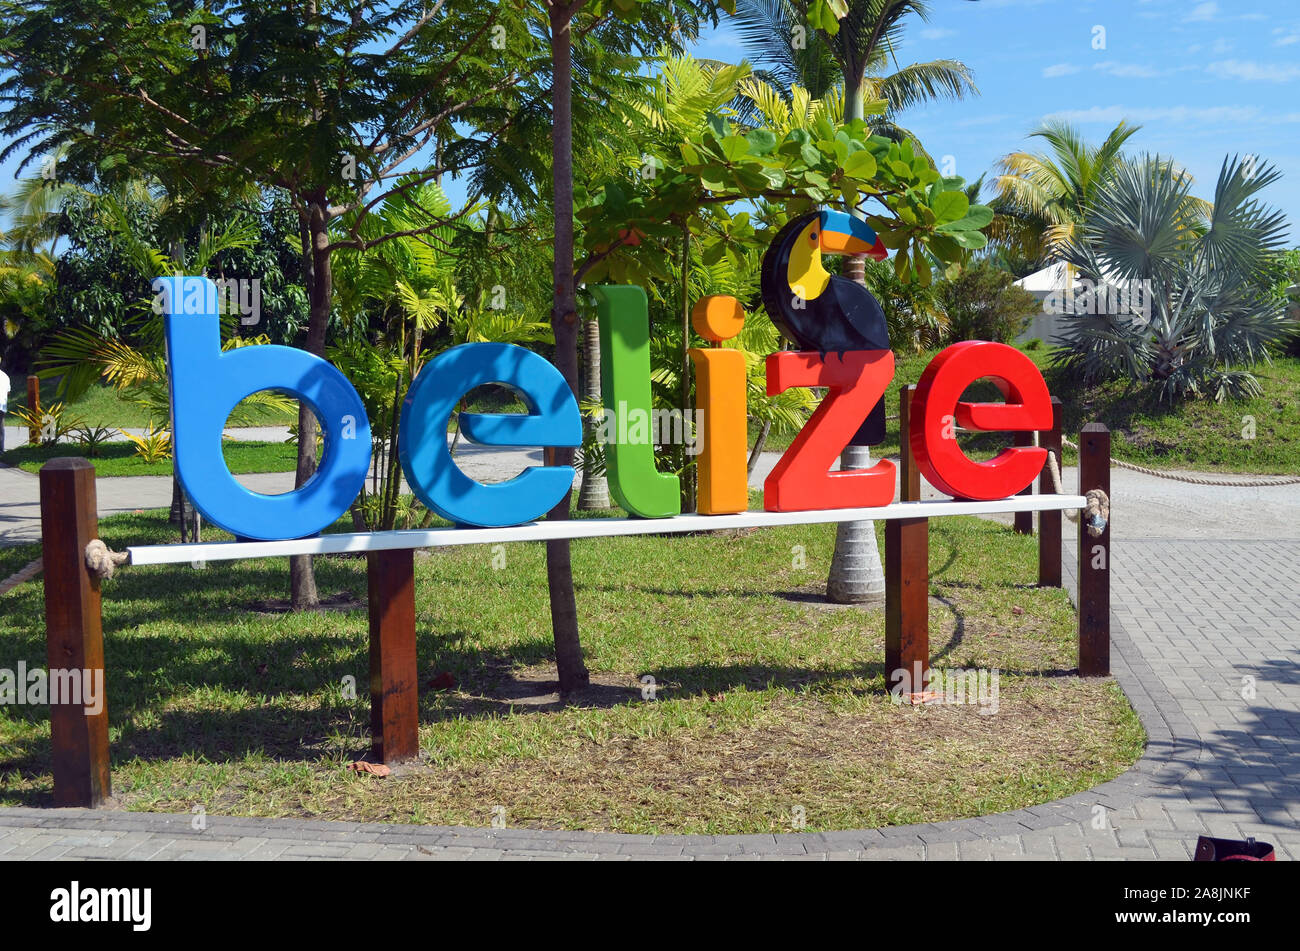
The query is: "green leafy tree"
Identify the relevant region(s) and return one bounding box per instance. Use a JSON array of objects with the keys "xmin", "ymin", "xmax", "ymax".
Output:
[
  {"xmin": 0, "ymin": 0, "xmax": 534, "ymax": 609},
  {"xmin": 859, "ymin": 256, "xmax": 944, "ymax": 350},
  {"xmin": 331, "ymin": 184, "xmax": 550, "ymax": 530},
  {"xmin": 935, "ymin": 259, "xmax": 1039, "ymax": 344},
  {"xmin": 0, "ymin": 217, "xmax": 54, "ymax": 379},
  {"xmin": 992, "ymin": 120, "xmax": 1143, "ymax": 270},
  {"xmin": 730, "ymin": 0, "xmax": 978, "ymax": 136}
]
